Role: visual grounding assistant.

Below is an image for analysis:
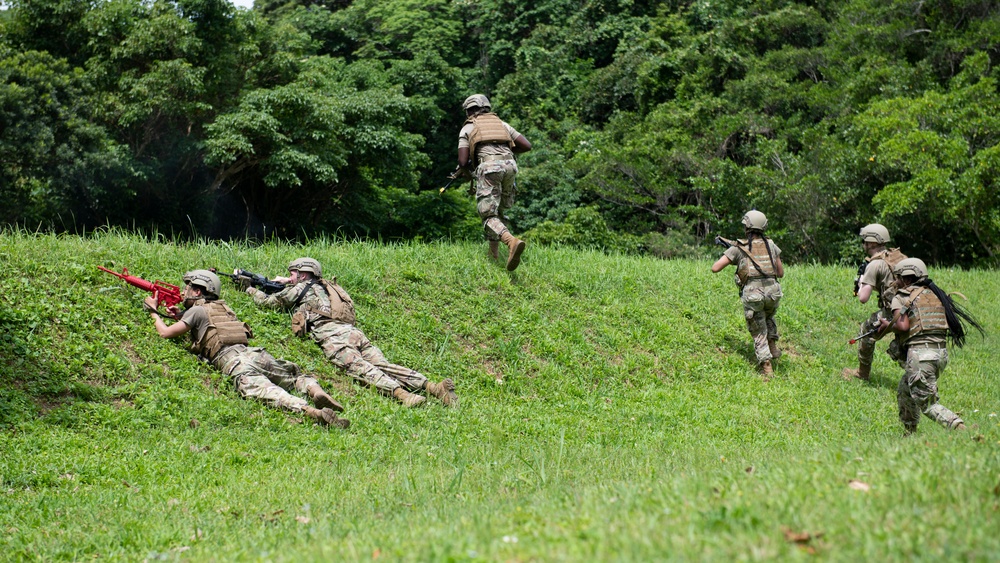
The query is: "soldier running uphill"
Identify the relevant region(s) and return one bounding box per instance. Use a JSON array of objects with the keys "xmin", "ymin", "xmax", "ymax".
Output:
[
  {"xmin": 881, "ymin": 258, "xmax": 984, "ymax": 435},
  {"xmin": 711, "ymin": 210, "xmax": 785, "ymax": 378},
  {"xmin": 246, "ymin": 258, "xmax": 458, "ymax": 408},
  {"xmin": 847, "ymin": 224, "xmax": 908, "ymax": 381},
  {"xmin": 453, "ymin": 94, "xmax": 532, "ymax": 271},
  {"xmin": 145, "ymin": 269, "xmax": 349, "ymax": 428}
]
